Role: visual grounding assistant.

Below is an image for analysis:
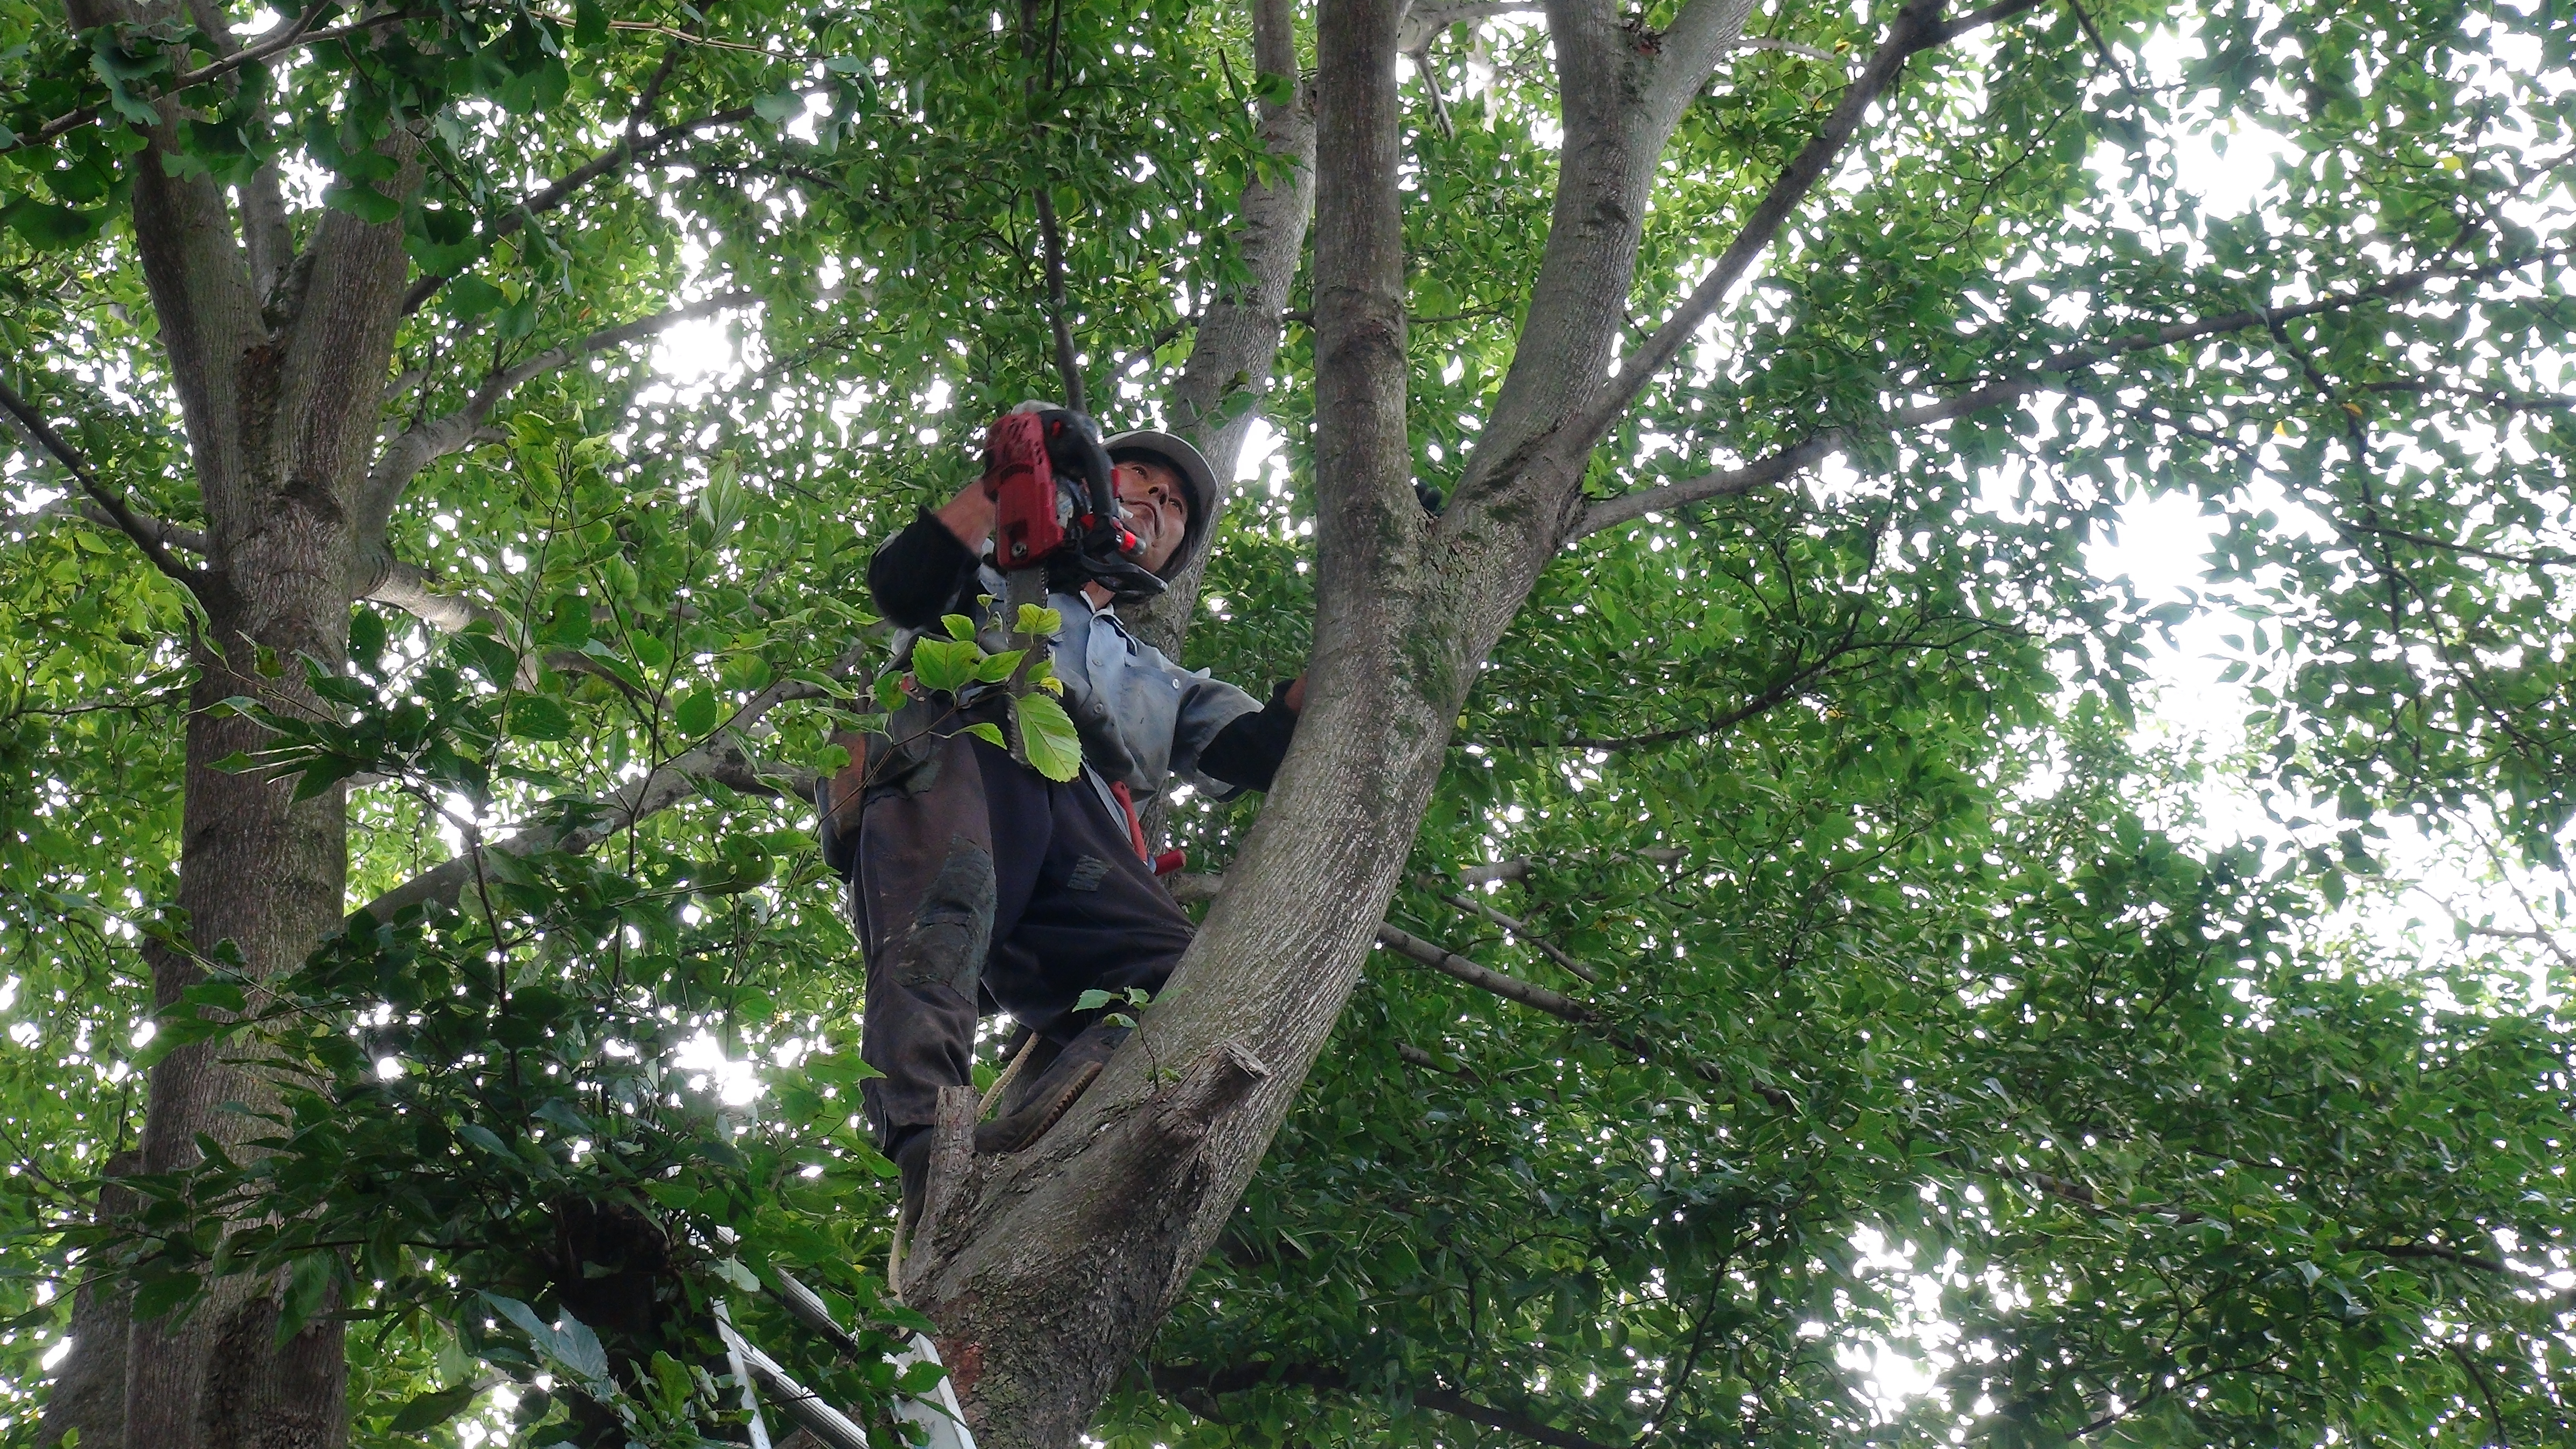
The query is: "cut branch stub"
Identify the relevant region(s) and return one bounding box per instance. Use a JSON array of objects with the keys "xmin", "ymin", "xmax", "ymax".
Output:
[
  {"xmin": 901, "ymin": 1084, "xmax": 983, "ymax": 1303},
  {"xmin": 902, "ymin": 1036, "xmax": 1273, "ymax": 1440},
  {"xmin": 1144, "ymin": 1038, "xmax": 1271, "ymax": 1153}
]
